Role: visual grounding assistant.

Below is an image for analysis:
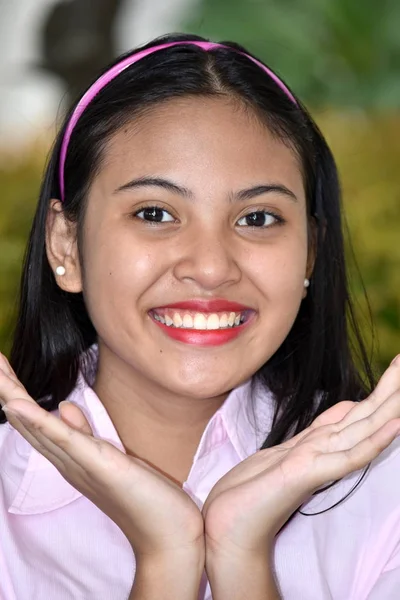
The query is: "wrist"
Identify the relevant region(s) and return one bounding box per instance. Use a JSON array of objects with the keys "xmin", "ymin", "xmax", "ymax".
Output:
[
  {"xmin": 137, "ymin": 543, "xmax": 205, "ymax": 573},
  {"xmin": 205, "ymin": 544, "xmax": 280, "ymax": 600},
  {"xmin": 130, "ymin": 548, "xmax": 205, "ymax": 600},
  {"xmin": 205, "ymin": 530, "xmax": 275, "ymax": 563},
  {"xmin": 205, "ymin": 543, "xmax": 272, "ymax": 575}
]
